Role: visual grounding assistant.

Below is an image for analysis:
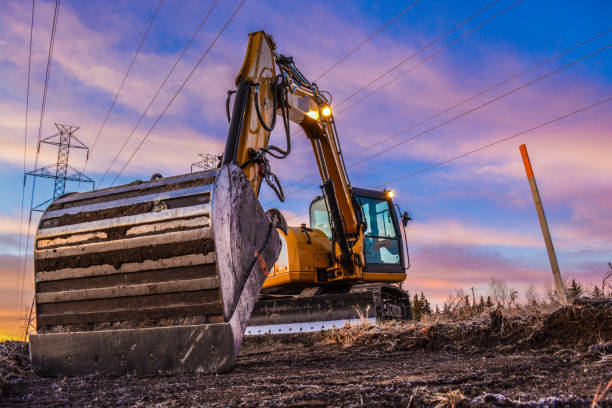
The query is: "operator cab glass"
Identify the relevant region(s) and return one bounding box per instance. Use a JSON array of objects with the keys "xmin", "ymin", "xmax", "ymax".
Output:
[
  {"xmin": 309, "ymin": 197, "xmax": 332, "ymax": 239},
  {"xmin": 355, "ymin": 195, "xmax": 401, "ymax": 266},
  {"xmin": 309, "ymin": 189, "xmax": 406, "ymax": 273}
]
